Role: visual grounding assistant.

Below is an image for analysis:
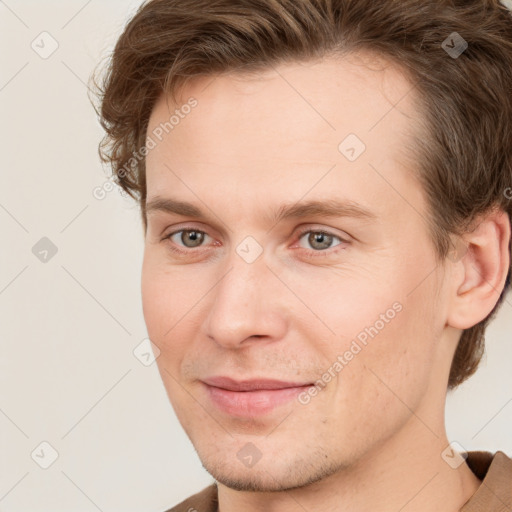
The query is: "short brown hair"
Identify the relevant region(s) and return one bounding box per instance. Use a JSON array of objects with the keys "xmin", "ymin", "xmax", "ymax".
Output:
[{"xmin": 91, "ymin": 0, "xmax": 512, "ymax": 389}]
